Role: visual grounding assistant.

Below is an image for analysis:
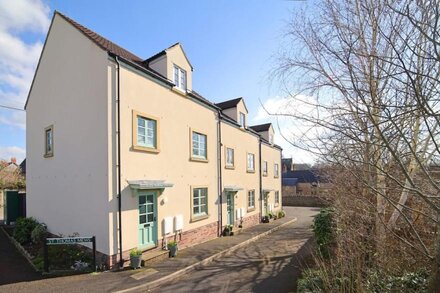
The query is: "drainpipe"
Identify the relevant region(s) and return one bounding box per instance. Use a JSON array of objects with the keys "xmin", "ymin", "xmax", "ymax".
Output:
[
  {"xmin": 217, "ymin": 112, "xmax": 223, "ymax": 236},
  {"xmin": 259, "ymin": 138, "xmax": 263, "ymax": 221},
  {"xmin": 115, "ymin": 56, "xmax": 123, "ymax": 268}
]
